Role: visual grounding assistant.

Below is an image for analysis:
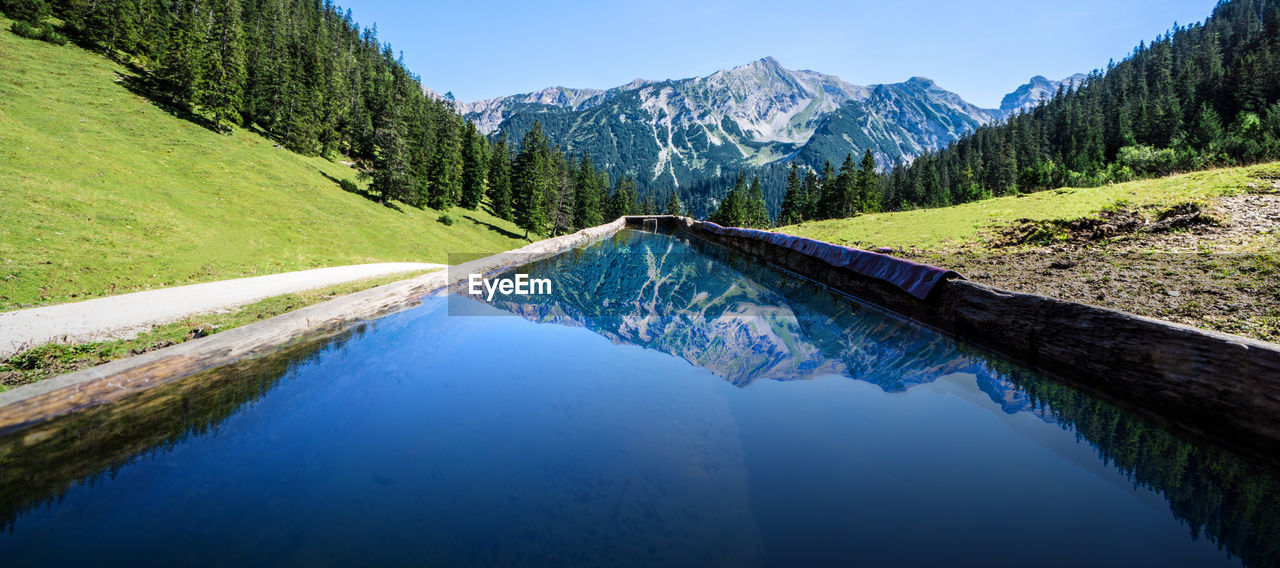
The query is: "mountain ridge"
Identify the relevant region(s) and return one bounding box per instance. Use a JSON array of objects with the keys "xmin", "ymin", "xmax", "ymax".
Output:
[
  {"xmin": 998, "ymin": 73, "xmax": 1090, "ymax": 114},
  {"xmin": 447, "ymin": 58, "xmax": 1082, "ymax": 192}
]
